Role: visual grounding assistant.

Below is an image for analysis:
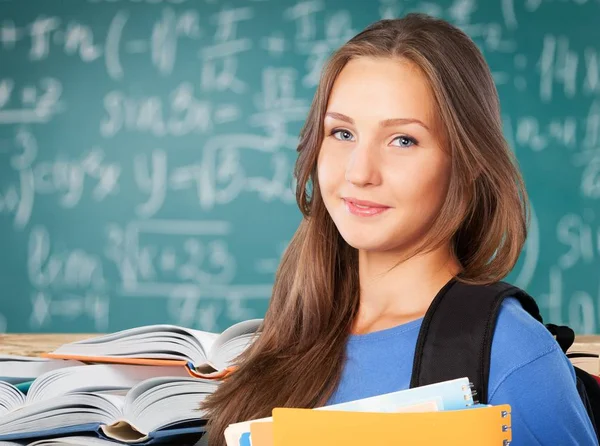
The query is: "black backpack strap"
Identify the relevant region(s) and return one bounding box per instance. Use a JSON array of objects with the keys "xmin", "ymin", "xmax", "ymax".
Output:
[
  {"xmin": 546, "ymin": 323, "xmax": 576, "ymax": 353},
  {"xmin": 410, "ymin": 278, "xmax": 543, "ymax": 404}
]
